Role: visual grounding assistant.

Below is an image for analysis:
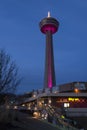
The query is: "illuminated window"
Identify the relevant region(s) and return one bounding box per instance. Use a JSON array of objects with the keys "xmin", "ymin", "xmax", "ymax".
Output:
[
  {"xmin": 34, "ymin": 106, "xmax": 37, "ymax": 110},
  {"xmin": 41, "ymin": 100, "xmax": 44, "ymax": 104},
  {"xmin": 14, "ymin": 106, "xmax": 18, "ymax": 109},
  {"xmin": 28, "ymin": 106, "xmax": 31, "ymax": 110},
  {"xmin": 48, "ymin": 99, "xmax": 51, "ymax": 104},
  {"xmin": 22, "ymin": 104, "xmax": 25, "ymax": 107},
  {"xmin": 64, "ymin": 103, "xmax": 70, "ymax": 108},
  {"xmin": 33, "ymin": 94, "xmax": 36, "ymax": 97}
]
